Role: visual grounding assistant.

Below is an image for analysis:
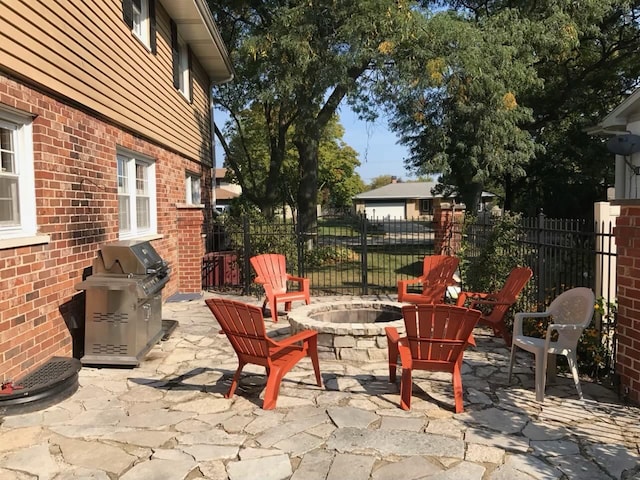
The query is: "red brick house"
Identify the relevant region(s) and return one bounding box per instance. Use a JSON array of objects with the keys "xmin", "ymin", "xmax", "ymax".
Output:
[
  {"xmin": 0, "ymin": 0, "xmax": 232, "ymax": 382},
  {"xmin": 596, "ymin": 88, "xmax": 640, "ymax": 404}
]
